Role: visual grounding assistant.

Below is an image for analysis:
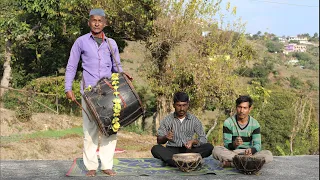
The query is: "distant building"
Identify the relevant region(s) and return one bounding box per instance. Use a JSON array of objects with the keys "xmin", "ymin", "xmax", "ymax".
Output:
[
  {"xmin": 294, "ymin": 44, "xmax": 307, "ymax": 52},
  {"xmin": 278, "ymin": 37, "xmax": 286, "ymax": 43},
  {"xmin": 283, "ymin": 43, "xmax": 307, "ymax": 54},
  {"xmin": 287, "ymin": 36, "xmax": 308, "ymax": 44}
]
